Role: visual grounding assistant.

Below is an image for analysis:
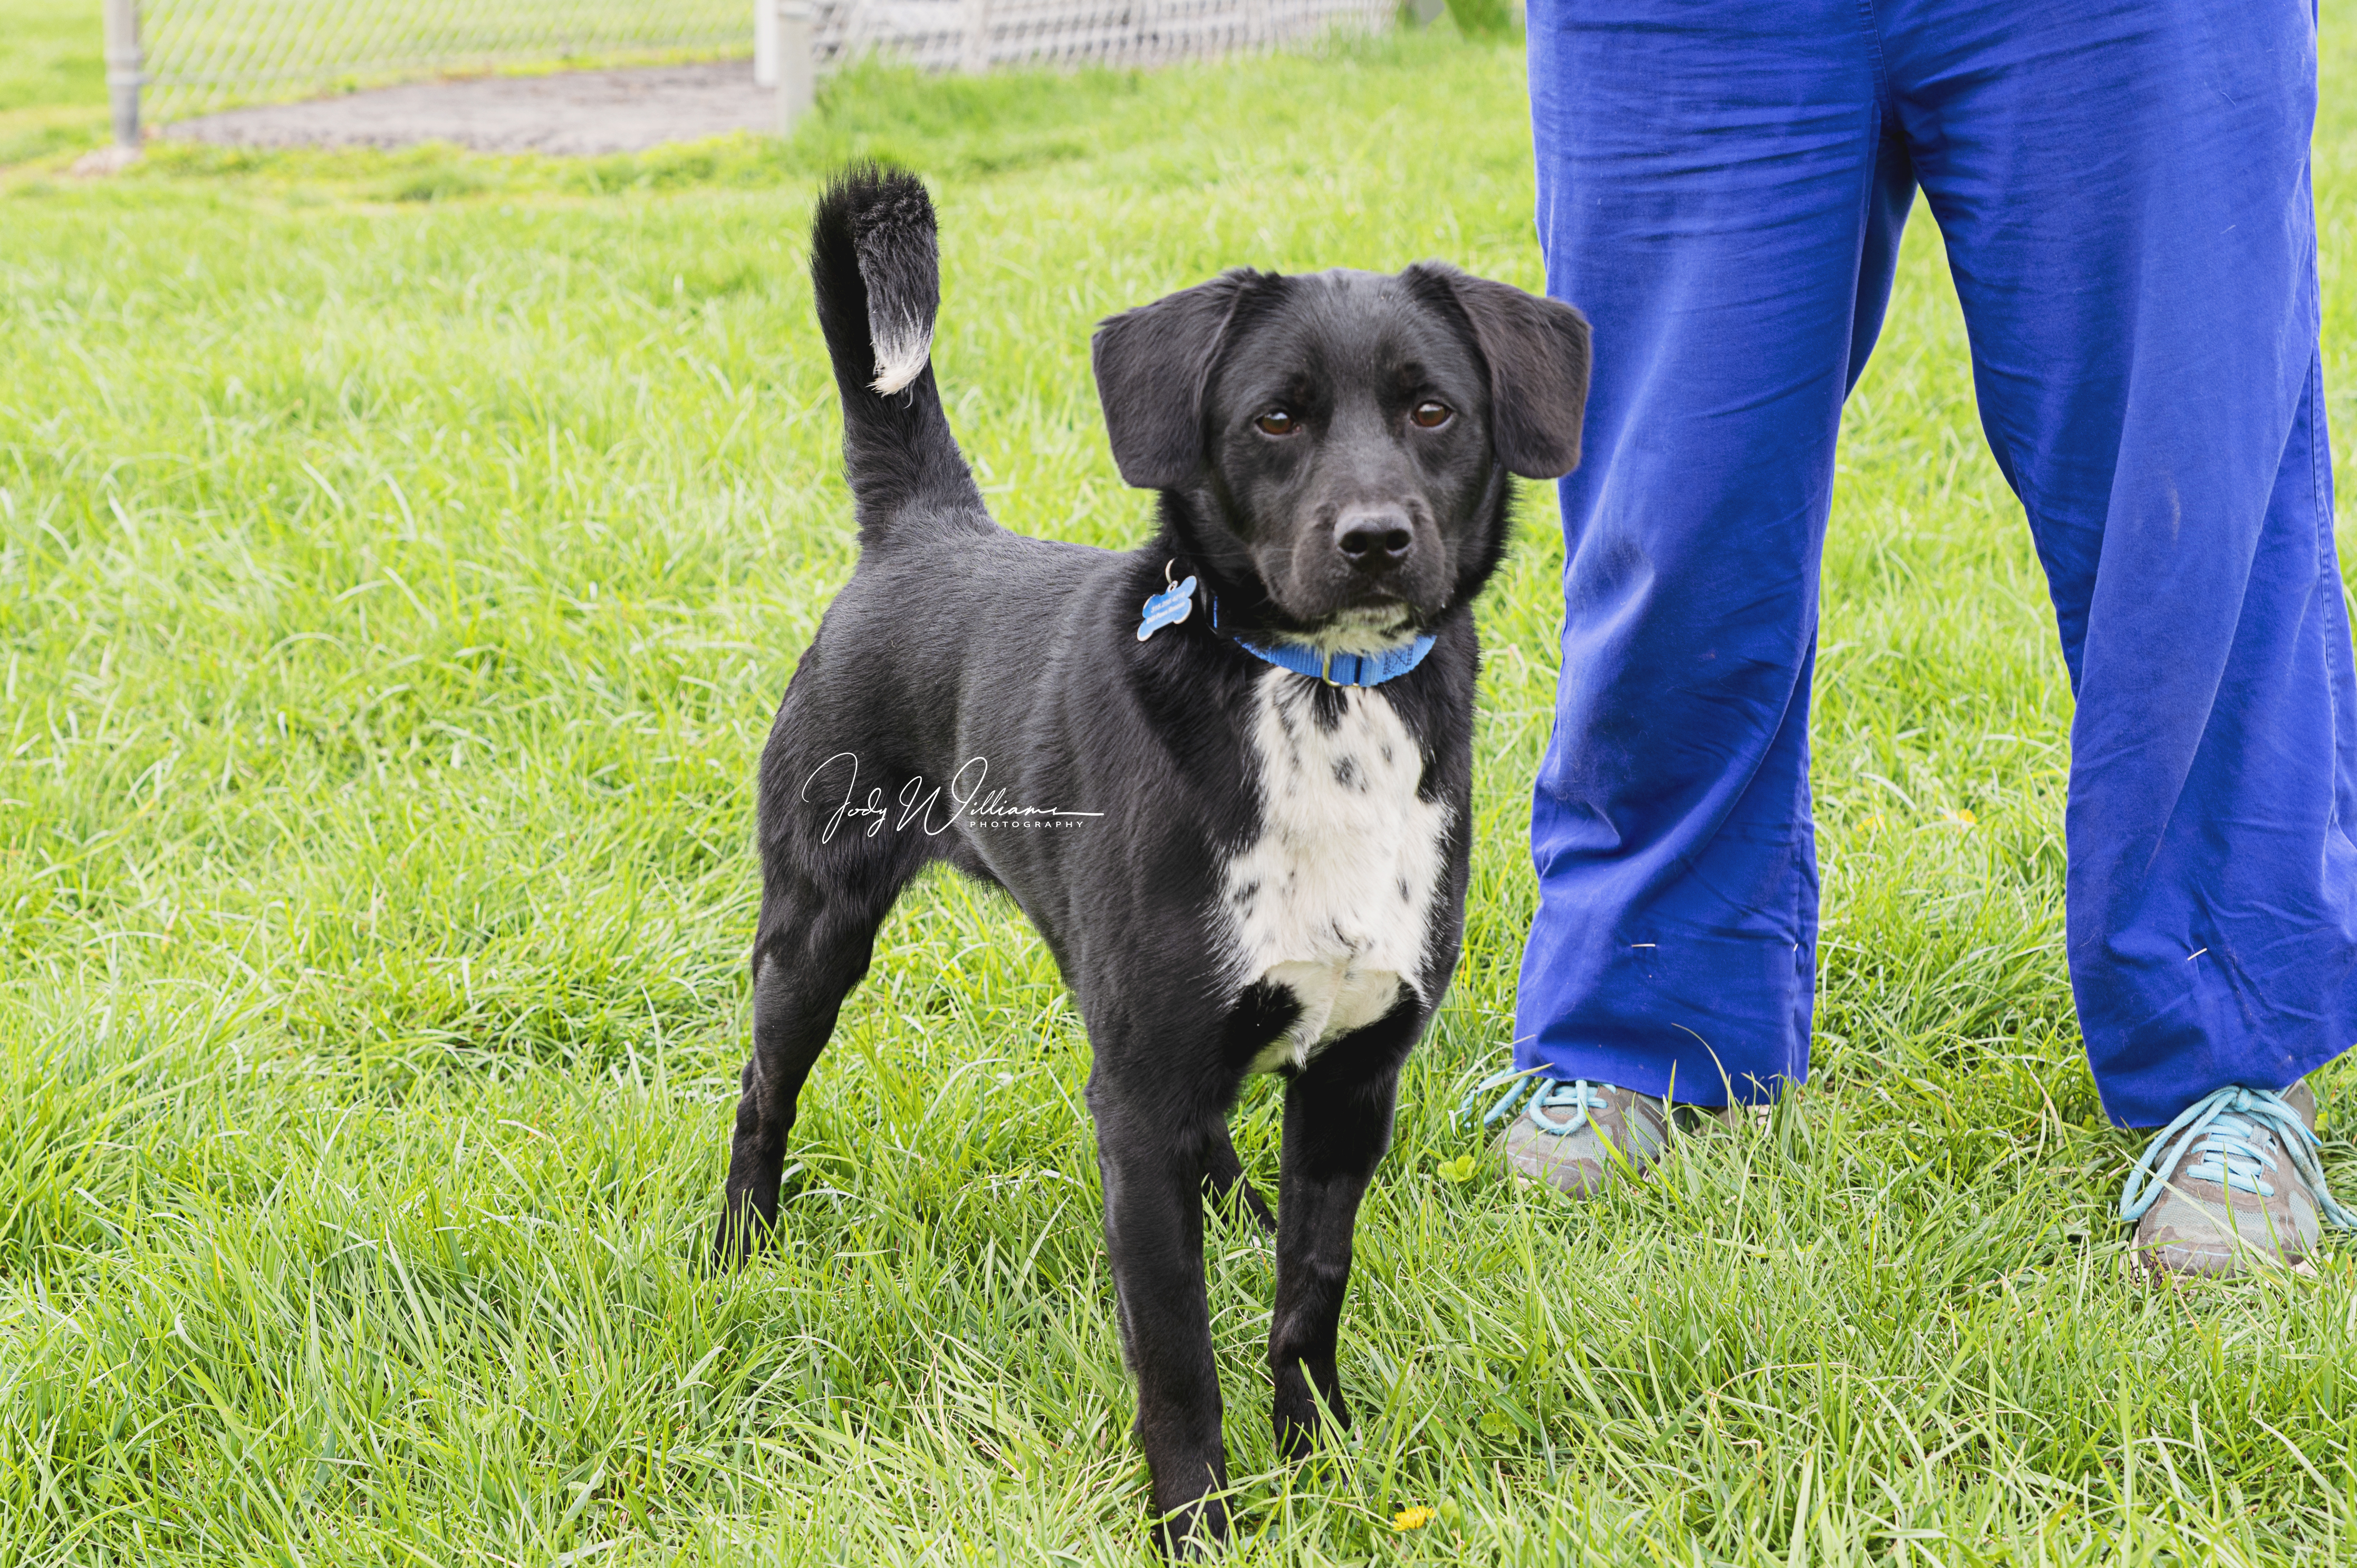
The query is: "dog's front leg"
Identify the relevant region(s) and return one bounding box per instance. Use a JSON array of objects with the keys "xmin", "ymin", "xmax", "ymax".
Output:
[
  {"xmin": 1092, "ymin": 1098, "xmax": 1230, "ymax": 1554},
  {"xmin": 1268, "ymin": 1003, "xmax": 1418, "ymax": 1460}
]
